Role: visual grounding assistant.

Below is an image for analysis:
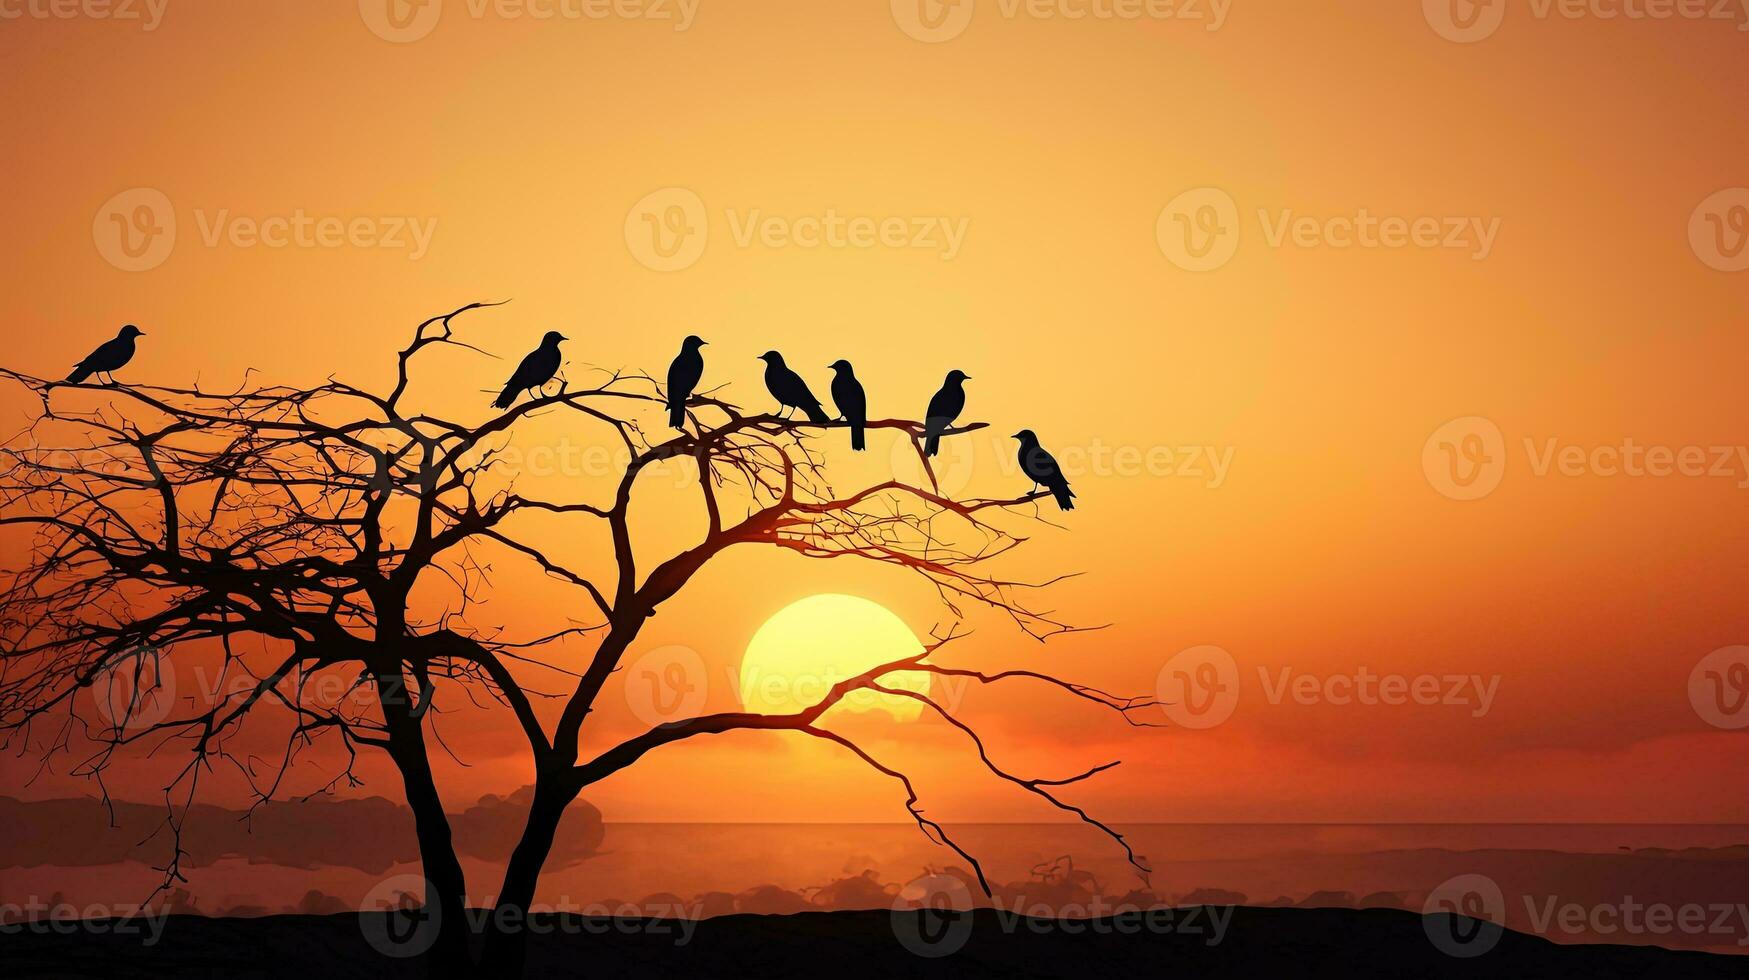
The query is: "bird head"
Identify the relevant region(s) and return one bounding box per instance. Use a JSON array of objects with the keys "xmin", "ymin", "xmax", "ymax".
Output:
[
  {"xmin": 1012, "ymin": 429, "xmax": 1037, "ymax": 442},
  {"xmin": 946, "ymin": 369, "xmax": 971, "ymax": 384},
  {"xmin": 683, "ymin": 335, "xmax": 708, "ymax": 350},
  {"xmin": 120, "ymin": 324, "xmax": 145, "ymax": 338},
  {"xmin": 542, "ymin": 330, "xmax": 568, "ymax": 346},
  {"xmin": 828, "ymin": 359, "xmax": 853, "ymax": 372},
  {"xmin": 758, "ymin": 351, "xmax": 783, "ymax": 365}
]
